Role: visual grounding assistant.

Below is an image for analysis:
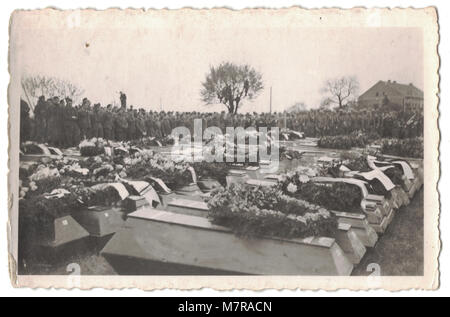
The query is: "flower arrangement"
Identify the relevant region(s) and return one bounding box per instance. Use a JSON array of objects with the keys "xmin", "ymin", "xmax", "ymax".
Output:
[
  {"xmin": 318, "ymin": 131, "xmax": 369, "ymax": 149},
  {"xmin": 381, "ymin": 138, "xmax": 423, "ymax": 158},
  {"xmin": 125, "ymin": 150, "xmax": 193, "ymax": 189},
  {"xmin": 279, "ymin": 172, "xmax": 363, "ymax": 214},
  {"xmin": 79, "ymin": 138, "xmax": 107, "ymax": 157},
  {"xmin": 332, "ymin": 154, "xmax": 405, "ymax": 194},
  {"xmin": 19, "ymin": 192, "xmax": 81, "ymax": 229},
  {"xmin": 191, "ymin": 161, "xmax": 232, "ymax": 186},
  {"xmin": 279, "ymin": 147, "xmax": 303, "ymax": 160},
  {"xmin": 206, "ymin": 183, "xmax": 337, "ymax": 239},
  {"xmin": 128, "ymin": 136, "xmax": 175, "ymax": 148}
]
